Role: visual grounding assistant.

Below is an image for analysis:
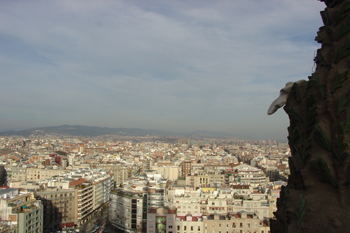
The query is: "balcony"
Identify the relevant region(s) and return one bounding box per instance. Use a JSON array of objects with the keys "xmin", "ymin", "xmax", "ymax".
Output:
[
  {"xmin": 81, "ymin": 191, "xmax": 93, "ymax": 198},
  {"xmin": 81, "ymin": 196, "xmax": 92, "ymax": 204}
]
